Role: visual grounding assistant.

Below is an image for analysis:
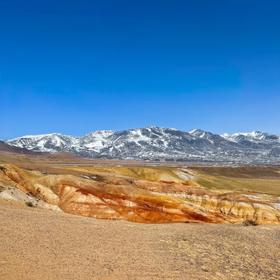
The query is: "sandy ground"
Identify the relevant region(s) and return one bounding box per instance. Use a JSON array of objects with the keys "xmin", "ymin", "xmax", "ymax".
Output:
[{"xmin": 0, "ymin": 200, "xmax": 280, "ymax": 280}]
